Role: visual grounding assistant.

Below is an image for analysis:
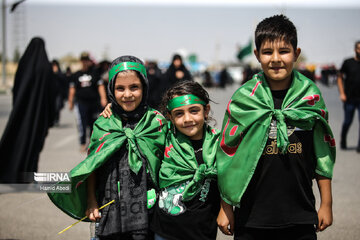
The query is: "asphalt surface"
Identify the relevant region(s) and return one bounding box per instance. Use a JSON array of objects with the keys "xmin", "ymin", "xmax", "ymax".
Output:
[{"xmin": 0, "ymin": 82, "xmax": 359, "ymax": 240}]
